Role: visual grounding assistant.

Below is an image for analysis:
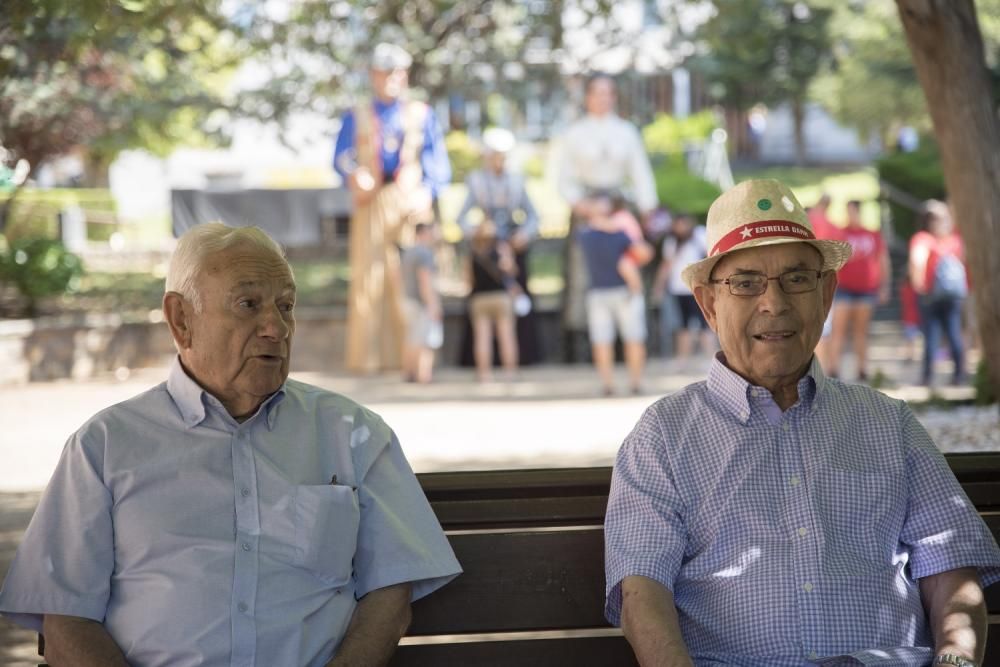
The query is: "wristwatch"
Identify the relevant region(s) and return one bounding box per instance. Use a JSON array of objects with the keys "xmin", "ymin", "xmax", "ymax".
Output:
[{"xmin": 933, "ymin": 655, "xmax": 976, "ymax": 667}]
